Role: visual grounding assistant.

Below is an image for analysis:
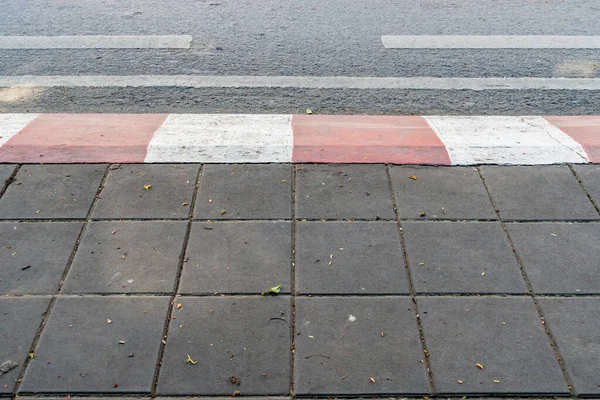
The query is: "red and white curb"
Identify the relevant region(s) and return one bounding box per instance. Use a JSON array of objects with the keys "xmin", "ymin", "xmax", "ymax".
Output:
[{"xmin": 0, "ymin": 114, "xmax": 598, "ymax": 164}]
